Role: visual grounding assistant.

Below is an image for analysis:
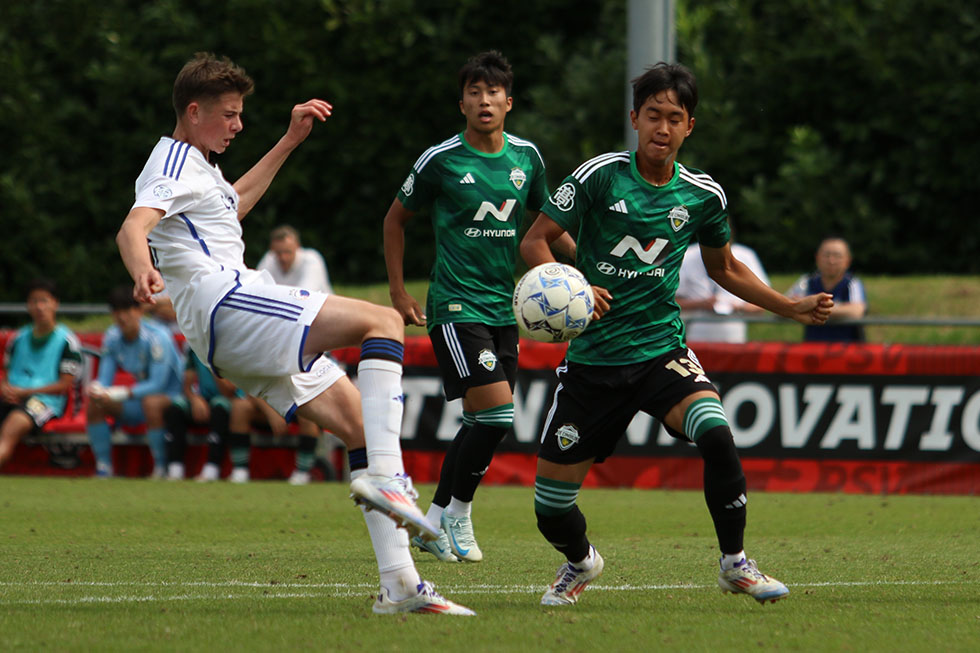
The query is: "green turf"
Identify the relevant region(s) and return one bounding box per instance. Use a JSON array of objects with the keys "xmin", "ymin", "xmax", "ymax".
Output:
[{"xmin": 1, "ymin": 477, "xmax": 977, "ymax": 651}]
